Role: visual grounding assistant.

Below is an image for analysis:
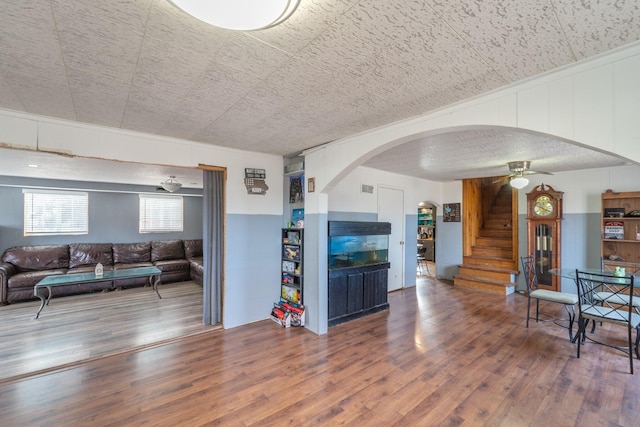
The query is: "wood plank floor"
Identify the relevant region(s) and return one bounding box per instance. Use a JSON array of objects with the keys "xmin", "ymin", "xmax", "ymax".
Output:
[
  {"xmin": 0, "ymin": 281, "xmax": 211, "ymax": 381},
  {"xmin": 1, "ymin": 276, "xmax": 639, "ymax": 426}
]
